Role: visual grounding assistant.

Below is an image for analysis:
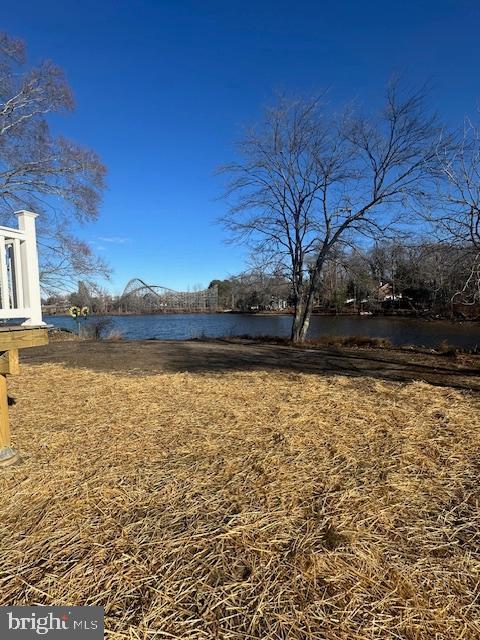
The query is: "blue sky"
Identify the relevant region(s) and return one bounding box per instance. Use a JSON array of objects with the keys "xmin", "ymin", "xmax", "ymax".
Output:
[{"xmin": 3, "ymin": 0, "xmax": 480, "ymax": 293}]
